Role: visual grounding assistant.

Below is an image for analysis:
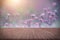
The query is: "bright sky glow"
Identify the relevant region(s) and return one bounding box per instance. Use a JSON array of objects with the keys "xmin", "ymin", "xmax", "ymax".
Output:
[{"xmin": 3, "ymin": 0, "xmax": 28, "ymax": 9}]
